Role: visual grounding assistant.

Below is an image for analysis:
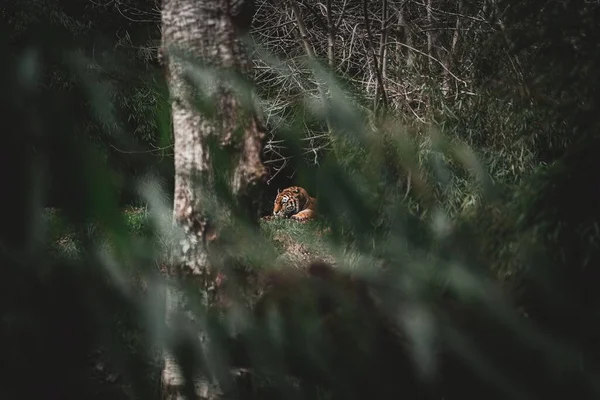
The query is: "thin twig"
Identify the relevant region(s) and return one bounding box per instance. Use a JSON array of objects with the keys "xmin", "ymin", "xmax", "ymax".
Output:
[
  {"xmin": 109, "ymin": 143, "xmax": 174, "ymax": 154},
  {"xmin": 362, "ymin": 0, "xmax": 388, "ymax": 110},
  {"xmin": 393, "ymin": 41, "xmax": 468, "ymax": 87}
]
